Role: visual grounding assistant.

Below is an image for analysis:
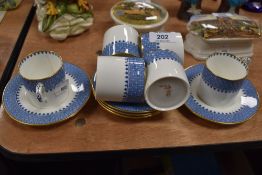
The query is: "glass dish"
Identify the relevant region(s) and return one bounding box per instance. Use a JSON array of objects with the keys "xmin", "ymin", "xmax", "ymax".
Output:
[{"xmin": 111, "ymin": 1, "xmax": 168, "ymax": 32}]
